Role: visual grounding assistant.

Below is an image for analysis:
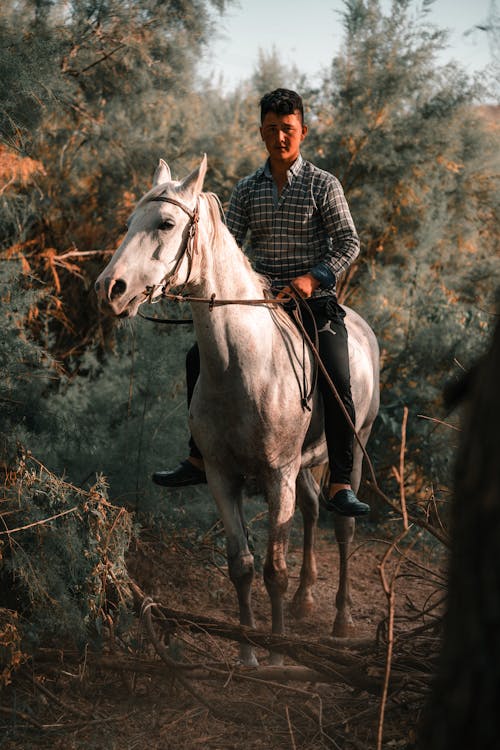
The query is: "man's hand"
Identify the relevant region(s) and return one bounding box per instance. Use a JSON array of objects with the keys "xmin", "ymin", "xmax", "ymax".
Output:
[
  {"xmin": 276, "ymin": 274, "xmax": 320, "ymax": 300},
  {"xmin": 291, "ymin": 273, "xmax": 320, "ymax": 298}
]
